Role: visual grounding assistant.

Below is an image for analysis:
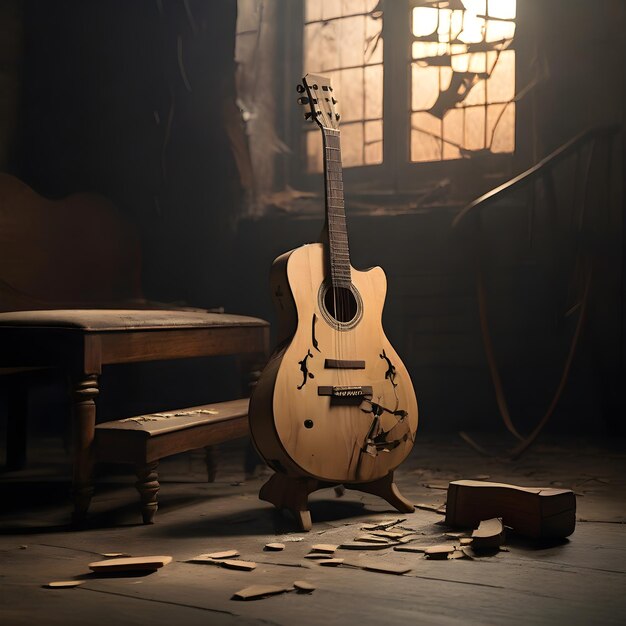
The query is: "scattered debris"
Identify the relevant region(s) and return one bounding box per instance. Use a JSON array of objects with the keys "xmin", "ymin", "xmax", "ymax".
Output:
[
  {"xmin": 310, "ymin": 544, "xmax": 338, "ymax": 554},
  {"xmin": 293, "ymin": 580, "xmax": 316, "ymax": 593},
  {"xmin": 232, "ymin": 584, "xmax": 288, "ymax": 601},
  {"xmin": 460, "ymin": 538, "xmax": 473, "ymax": 546},
  {"xmin": 304, "ymin": 553, "xmax": 334, "ymax": 560},
  {"xmin": 101, "ymin": 552, "xmax": 131, "ymax": 558},
  {"xmin": 393, "ymin": 545, "xmax": 429, "ymax": 553},
  {"xmin": 448, "ymin": 550, "xmax": 469, "ymax": 560},
  {"xmin": 19, "ymin": 545, "xmax": 28, "ymax": 550},
  {"xmin": 318, "ymin": 558, "xmax": 344, "ymax": 567},
  {"xmin": 190, "ymin": 550, "xmax": 239, "ymax": 561},
  {"xmin": 370, "ymin": 530, "xmax": 407, "ymax": 539},
  {"xmin": 423, "ymin": 481, "xmax": 449, "ymax": 490},
  {"xmin": 44, "ymin": 581, "xmax": 85, "ymax": 589},
  {"xmin": 424, "ymin": 545, "xmax": 456, "ymax": 560},
  {"xmin": 264, "ymin": 543, "xmax": 285, "ymax": 551},
  {"xmin": 414, "ymin": 503, "xmax": 446, "ymax": 514},
  {"xmin": 339, "ymin": 541, "xmax": 395, "ymax": 551},
  {"xmin": 88, "ymin": 556, "xmax": 172, "ymax": 573},
  {"xmin": 360, "ymin": 518, "xmax": 406, "ymax": 531},
  {"xmin": 471, "ymin": 518, "xmax": 505, "ymax": 551},
  {"xmin": 471, "ymin": 474, "xmax": 491, "ymax": 481},
  {"xmin": 219, "ymin": 559, "xmax": 257, "ymax": 571},
  {"xmin": 361, "ymin": 562, "xmax": 412, "ymax": 576},
  {"xmin": 354, "ymin": 534, "xmax": 394, "ymax": 544},
  {"xmin": 444, "ymin": 532, "xmax": 467, "ymax": 539}
]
